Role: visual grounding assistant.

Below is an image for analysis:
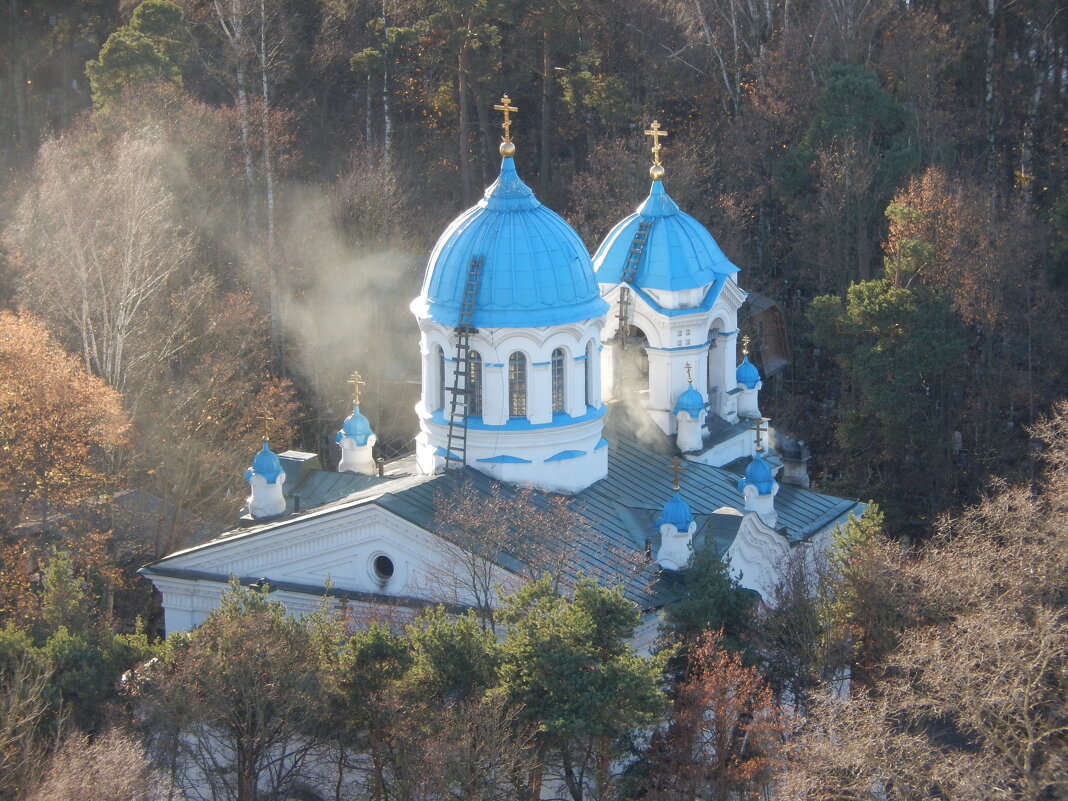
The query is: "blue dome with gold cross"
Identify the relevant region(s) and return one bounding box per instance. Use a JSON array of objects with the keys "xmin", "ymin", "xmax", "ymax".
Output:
[
  {"xmin": 413, "ymin": 155, "xmax": 608, "ymax": 329},
  {"xmin": 245, "ymin": 441, "xmax": 283, "ymax": 484},
  {"xmin": 593, "ymin": 179, "xmax": 739, "ymax": 291}
]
